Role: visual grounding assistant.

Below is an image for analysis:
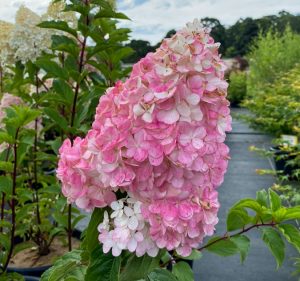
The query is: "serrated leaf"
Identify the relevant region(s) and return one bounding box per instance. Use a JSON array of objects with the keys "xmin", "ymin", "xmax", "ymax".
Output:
[
  {"xmin": 227, "ymin": 208, "xmax": 251, "ymax": 231},
  {"xmin": 231, "ymin": 235, "xmax": 250, "ymax": 263},
  {"xmin": 41, "ymin": 250, "xmax": 85, "ymax": 281},
  {"xmin": 85, "ymin": 245, "xmax": 121, "ymax": 281},
  {"xmin": 256, "ymin": 189, "xmax": 268, "ymax": 207},
  {"xmin": 0, "ymin": 161, "xmax": 13, "ymax": 173},
  {"xmin": 36, "ymin": 58, "xmax": 69, "ymax": 80},
  {"xmin": 206, "ymin": 237, "xmax": 238, "ymax": 256},
  {"xmin": 283, "ymin": 207, "xmax": 300, "ymax": 220},
  {"xmin": 279, "ymin": 224, "xmax": 300, "ymax": 252},
  {"xmin": 177, "ymin": 249, "xmax": 202, "ymax": 261},
  {"xmin": 44, "ymin": 108, "xmax": 69, "ymax": 132},
  {"xmin": 120, "ymin": 254, "xmax": 161, "ymax": 281},
  {"xmin": 172, "ymin": 261, "xmax": 194, "ymax": 281},
  {"xmin": 0, "ymin": 176, "xmax": 12, "ymax": 194},
  {"xmin": 261, "ymin": 228, "xmax": 285, "ymax": 269},
  {"xmin": 38, "ymin": 20, "xmax": 77, "ymax": 37},
  {"xmin": 233, "ymin": 198, "xmax": 262, "ymax": 213},
  {"xmin": 52, "ymin": 79, "xmax": 74, "ymax": 106},
  {"xmin": 147, "ymin": 269, "xmax": 177, "ymax": 281},
  {"xmin": 269, "ymin": 188, "xmax": 281, "ymax": 211}
]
